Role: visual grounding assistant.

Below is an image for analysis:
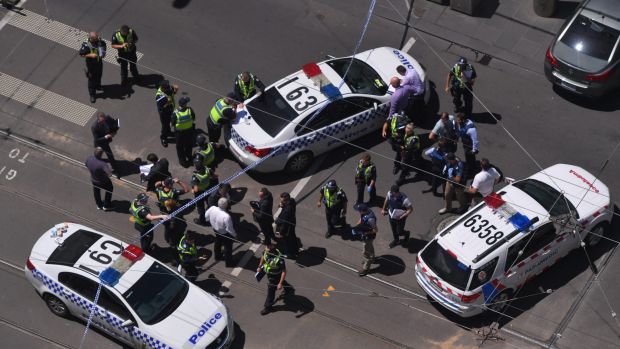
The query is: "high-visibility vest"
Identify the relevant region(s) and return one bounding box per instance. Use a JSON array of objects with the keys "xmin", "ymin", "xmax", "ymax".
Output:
[
  {"xmin": 452, "ymin": 63, "xmax": 474, "ymax": 88},
  {"xmin": 209, "ymin": 98, "xmax": 232, "ymax": 125},
  {"xmin": 236, "ymin": 73, "xmax": 256, "ymax": 100},
  {"xmin": 177, "ymin": 235, "xmax": 197, "ymax": 261},
  {"xmin": 356, "ymin": 161, "xmax": 375, "ymax": 182},
  {"xmin": 198, "ymin": 143, "xmax": 215, "ymax": 167},
  {"xmin": 390, "ymin": 114, "xmax": 406, "ymax": 139},
  {"xmin": 130, "ymin": 201, "xmax": 149, "ymax": 226},
  {"xmin": 86, "ymin": 41, "xmax": 102, "ymax": 61},
  {"xmin": 156, "ymin": 188, "xmax": 178, "ymax": 205},
  {"xmin": 193, "ymin": 169, "xmax": 211, "ymax": 191},
  {"xmin": 114, "ymin": 29, "xmax": 134, "ymax": 52},
  {"xmin": 174, "ymin": 108, "xmax": 193, "ymax": 130},
  {"xmin": 155, "ymin": 87, "xmax": 175, "ymax": 110},
  {"xmin": 262, "ymin": 249, "xmax": 283, "ymax": 275},
  {"xmin": 323, "ymin": 187, "xmax": 344, "ymax": 208}
]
